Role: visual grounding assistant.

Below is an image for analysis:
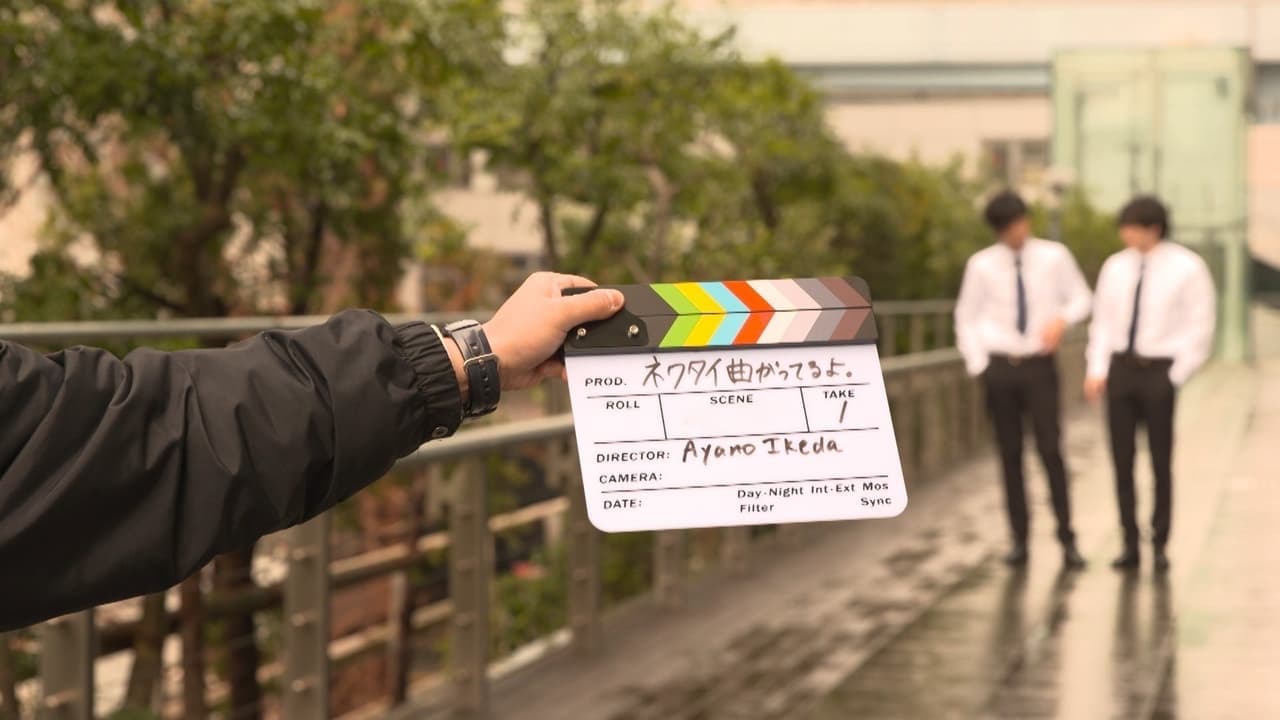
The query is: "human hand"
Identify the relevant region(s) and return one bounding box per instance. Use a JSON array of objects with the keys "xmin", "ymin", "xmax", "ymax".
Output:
[
  {"xmin": 1083, "ymin": 376, "xmax": 1107, "ymax": 404},
  {"xmin": 482, "ymin": 272, "xmax": 624, "ymax": 390},
  {"xmin": 1040, "ymin": 316, "xmax": 1067, "ymax": 352}
]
